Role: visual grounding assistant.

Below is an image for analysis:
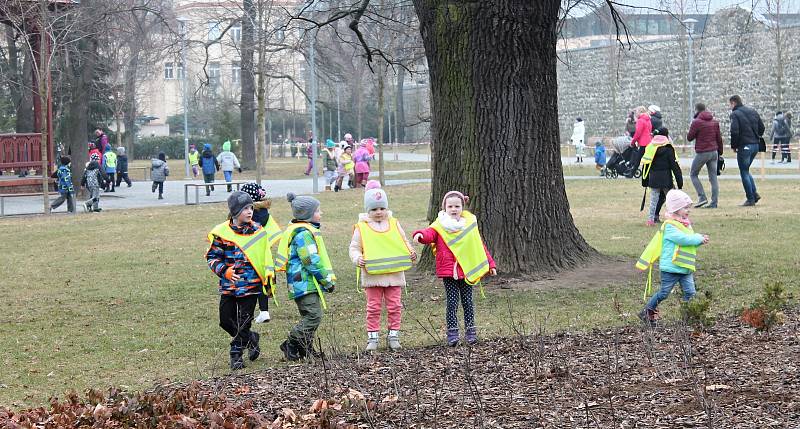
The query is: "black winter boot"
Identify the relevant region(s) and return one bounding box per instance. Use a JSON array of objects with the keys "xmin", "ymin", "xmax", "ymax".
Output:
[
  {"xmin": 248, "ymin": 332, "xmax": 260, "ymax": 361},
  {"xmin": 230, "ymin": 345, "xmax": 245, "ymax": 370},
  {"xmin": 280, "ymin": 339, "xmax": 302, "ymax": 361}
]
